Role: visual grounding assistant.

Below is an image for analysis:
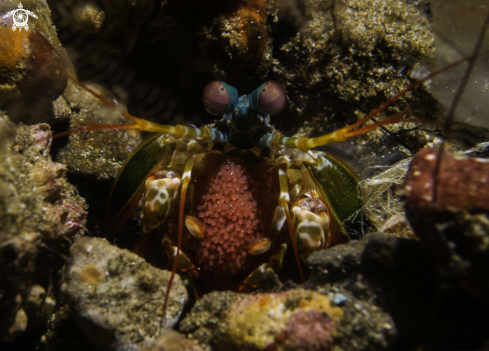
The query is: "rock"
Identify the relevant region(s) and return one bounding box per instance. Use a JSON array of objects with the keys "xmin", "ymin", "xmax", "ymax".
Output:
[
  {"xmin": 307, "ymin": 231, "xmax": 489, "ymax": 350},
  {"xmin": 53, "ymin": 80, "xmax": 142, "ymax": 236},
  {"xmin": 0, "ymin": 119, "xmax": 88, "ymax": 242},
  {"xmin": 56, "ymin": 81, "xmax": 142, "ymax": 180},
  {"xmin": 404, "ymin": 148, "xmax": 489, "ymax": 267},
  {"xmin": 0, "ymin": 116, "xmax": 87, "ymax": 342},
  {"xmin": 197, "ymin": 0, "xmax": 275, "ymax": 83},
  {"xmin": 179, "ymin": 291, "xmax": 239, "ymax": 349},
  {"xmin": 148, "ymin": 330, "xmax": 204, "ymax": 351},
  {"xmin": 219, "ymin": 290, "xmax": 342, "ymax": 351},
  {"xmin": 306, "ymin": 232, "xmax": 436, "ymax": 350},
  {"xmin": 0, "ymin": 0, "xmax": 71, "ymax": 107},
  {"xmin": 8, "ymin": 308, "xmax": 28, "ymax": 338},
  {"xmin": 180, "ymin": 288, "xmax": 395, "ymax": 351},
  {"xmin": 61, "ymin": 237, "xmax": 188, "ymax": 351},
  {"xmin": 275, "ymin": 0, "xmax": 437, "ymax": 159},
  {"xmin": 403, "ymin": 148, "xmax": 489, "ymax": 322}
]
